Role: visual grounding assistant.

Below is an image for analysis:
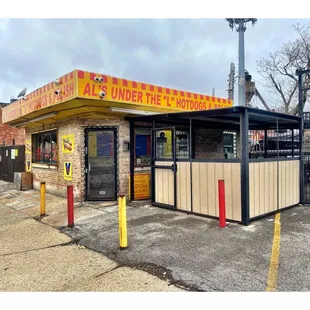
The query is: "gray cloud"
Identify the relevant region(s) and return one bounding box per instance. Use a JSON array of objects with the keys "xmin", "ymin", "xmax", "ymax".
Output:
[{"xmin": 0, "ymin": 18, "xmax": 308, "ymax": 109}]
